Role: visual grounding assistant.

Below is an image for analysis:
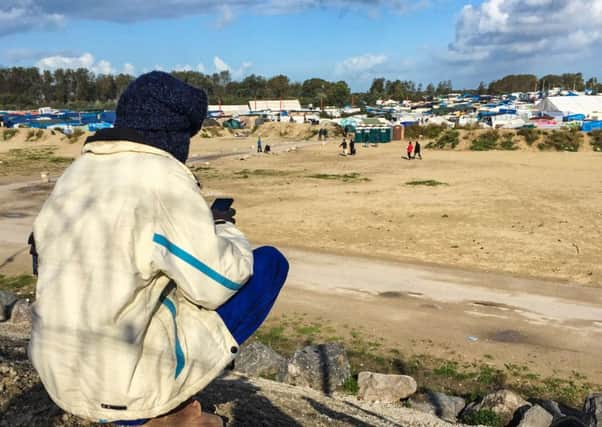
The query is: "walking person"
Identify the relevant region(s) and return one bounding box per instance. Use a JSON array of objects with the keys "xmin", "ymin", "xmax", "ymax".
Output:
[
  {"xmin": 414, "ymin": 139, "xmax": 422, "ymax": 160},
  {"xmin": 406, "ymin": 140, "xmax": 414, "ymax": 160},
  {"xmin": 349, "ymin": 139, "xmax": 356, "ymax": 156},
  {"xmin": 339, "ymin": 138, "xmax": 348, "ymax": 156},
  {"xmin": 257, "ymin": 135, "xmax": 263, "ymax": 153},
  {"xmin": 28, "ymin": 71, "xmax": 289, "ymax": 426}
]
